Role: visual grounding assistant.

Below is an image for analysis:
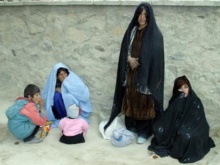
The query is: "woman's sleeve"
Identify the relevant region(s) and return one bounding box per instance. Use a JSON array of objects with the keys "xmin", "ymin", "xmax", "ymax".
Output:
[{"xmin": 20, "ymin": 103, "xmax": 47, "ymax": 126}]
